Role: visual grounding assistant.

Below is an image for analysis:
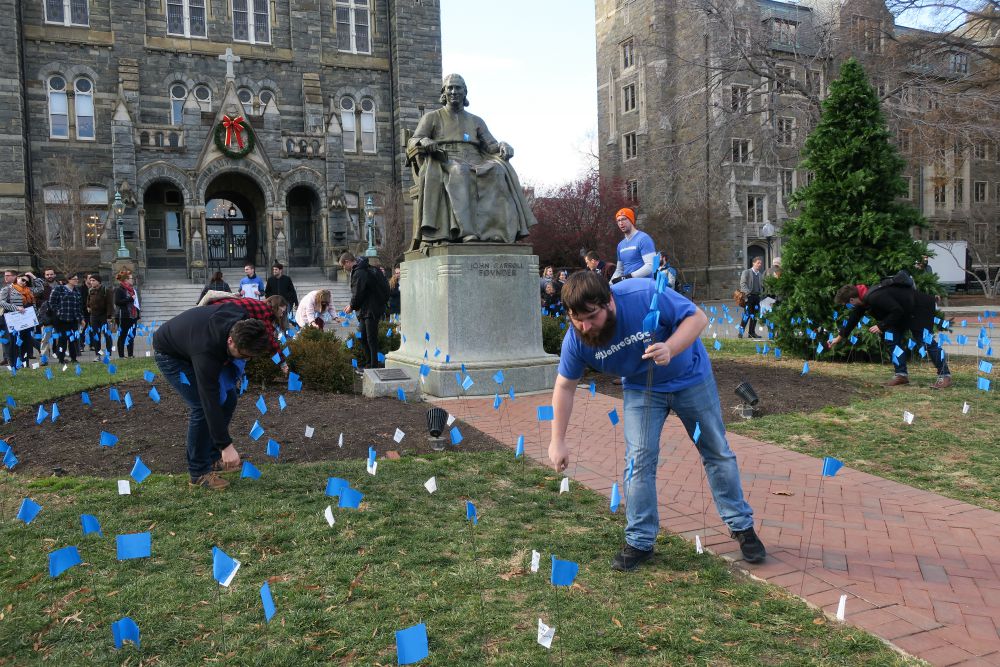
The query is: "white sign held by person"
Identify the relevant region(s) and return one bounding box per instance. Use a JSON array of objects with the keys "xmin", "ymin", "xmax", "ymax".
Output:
[{"xmin": 5, "ymin": 306, "xmax": 38, "ymax": 333}]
